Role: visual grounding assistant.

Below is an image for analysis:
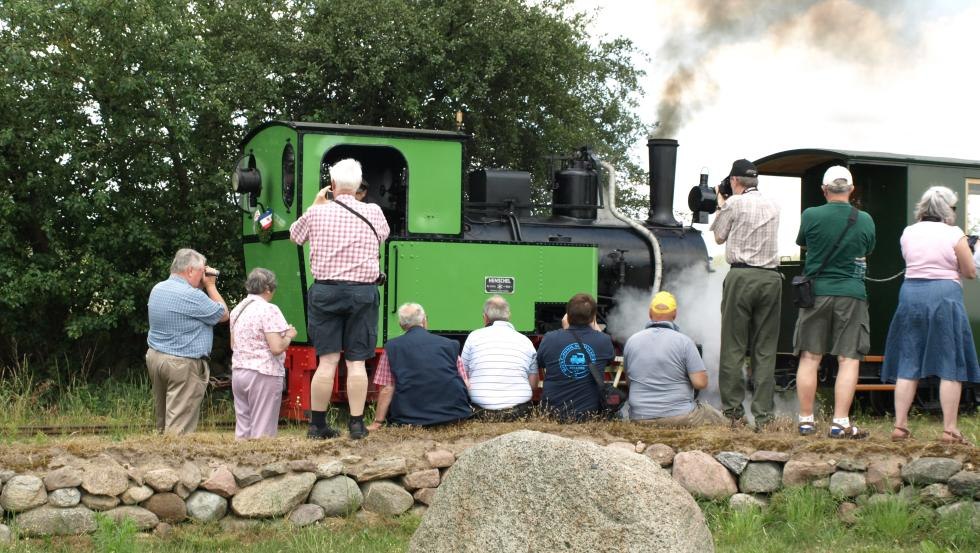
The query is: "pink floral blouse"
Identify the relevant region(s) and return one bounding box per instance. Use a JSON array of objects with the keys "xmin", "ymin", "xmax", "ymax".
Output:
[{"xmin": 230, "ymin": 295, "xmax": 290, "ymax": 377}]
